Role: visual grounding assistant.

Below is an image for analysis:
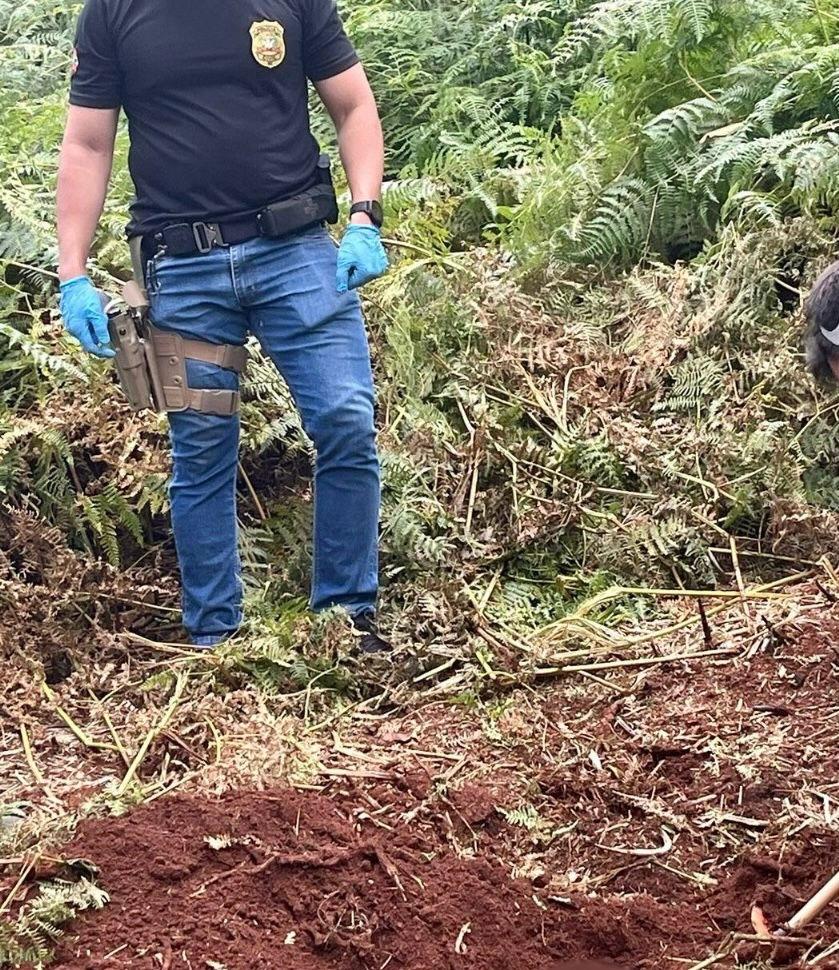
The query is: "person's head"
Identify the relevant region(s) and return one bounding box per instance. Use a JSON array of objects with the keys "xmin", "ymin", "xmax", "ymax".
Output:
[{"xmin": 804, "ymin": 260, "xmax": 839, "ymax": 383}]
